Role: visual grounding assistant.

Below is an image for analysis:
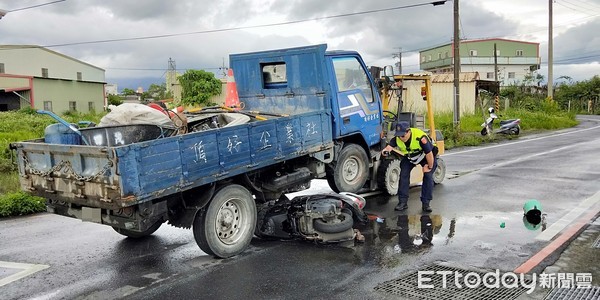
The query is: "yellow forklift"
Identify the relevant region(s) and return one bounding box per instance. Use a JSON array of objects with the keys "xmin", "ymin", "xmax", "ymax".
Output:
[{"xmin": 376, "ymin": 71, "xmax": 446, "ymax": 195}]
